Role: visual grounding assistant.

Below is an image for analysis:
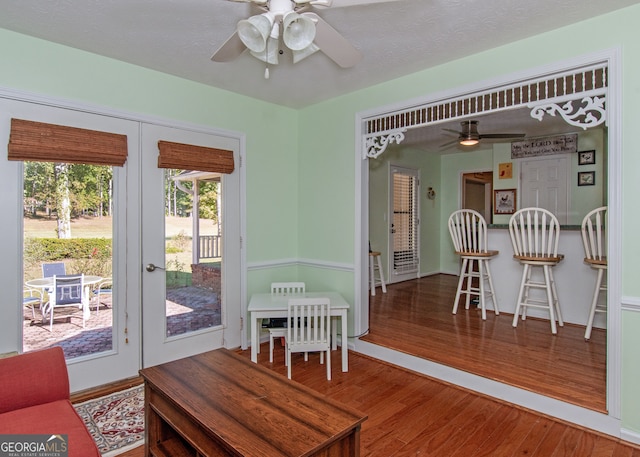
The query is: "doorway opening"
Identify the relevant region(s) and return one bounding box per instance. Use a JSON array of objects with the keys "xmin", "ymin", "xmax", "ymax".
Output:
[{"xmin": 461, "ymin": 171, "xmax": 493, "ymax": 223}]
